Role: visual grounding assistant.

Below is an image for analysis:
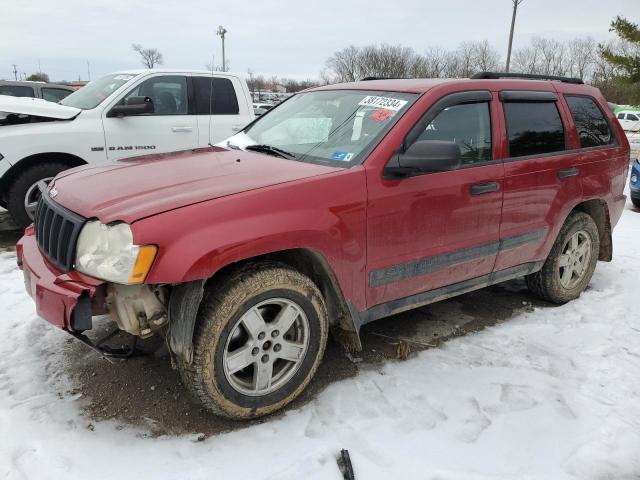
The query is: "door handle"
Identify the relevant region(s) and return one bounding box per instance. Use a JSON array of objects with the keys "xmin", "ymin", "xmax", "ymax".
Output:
[
  {"xmin": 171, "ymin": 126, "xmax": 193, "ymax": 132},
  {"xmin": 470, "ymin": 181, "xmax": 500, "ymax": 195},
  {"xmin": 558, "ymin": 167, "xmax": 579, "ymax": 179}
]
